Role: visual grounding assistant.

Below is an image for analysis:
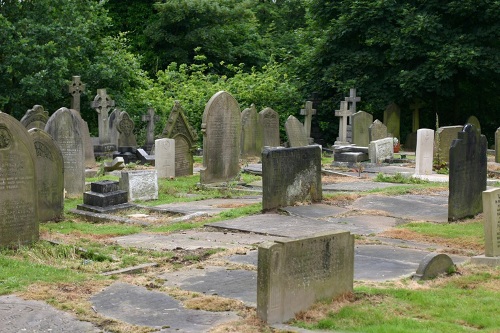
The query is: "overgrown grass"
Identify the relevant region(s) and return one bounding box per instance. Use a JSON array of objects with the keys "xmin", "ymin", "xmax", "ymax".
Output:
[
  {"xmin": 374, "ymin": 172, "xmax": 429, "ymax": 184},
  {"xmin": 42, "ymin": 220, "xmax": 144, "ymax": 236},
  {"xmin": 399, "ymin": 221, "xmax": 484, "ymax": 241}
]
